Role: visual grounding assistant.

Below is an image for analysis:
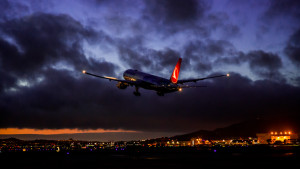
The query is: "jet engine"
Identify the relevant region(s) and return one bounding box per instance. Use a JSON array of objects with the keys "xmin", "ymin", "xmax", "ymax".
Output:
[{"xmin": 116, "ymin": 82, "xmax": 129, "ymax": 89}]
